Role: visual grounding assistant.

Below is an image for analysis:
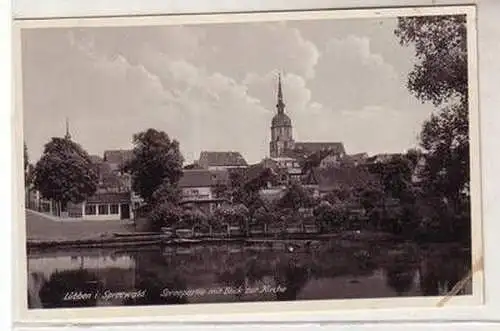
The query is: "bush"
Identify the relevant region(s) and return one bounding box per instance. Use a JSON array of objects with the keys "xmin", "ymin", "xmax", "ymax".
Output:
[{"xmin": 148, "ymin": 202, "xmax": 182, "ymax": 232}]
